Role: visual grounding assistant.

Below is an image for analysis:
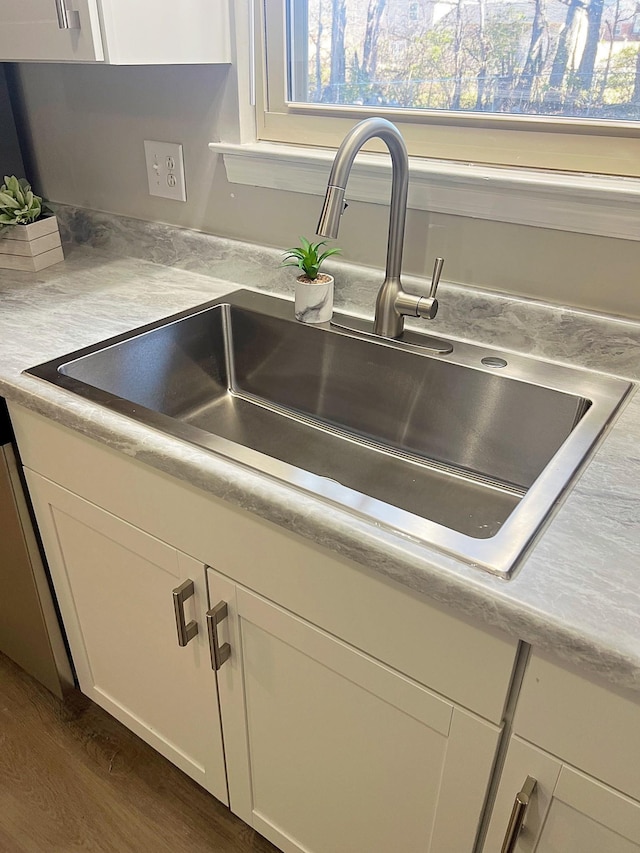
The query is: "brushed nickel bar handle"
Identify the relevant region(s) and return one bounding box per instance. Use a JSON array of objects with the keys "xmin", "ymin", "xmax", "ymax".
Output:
[
  {"xmin": 55, "ymin": 0, "xmax": 80, "ymax": 30},
  {"xmin": 428, "ymin": 256, "xmax": 445, "ymax": 299},
  {"xmin": 207, "ymin": 601, "xmax": 231, "ymax": 671},
  {"xmin": 412, "ymin": 256, "xmax": 445, "ymax": 320},
  {"xmin": 172, "ymin": 579, "xmax": 198, "ymax": 647},
  {"xmin": 501, "ymin": 776, "xmax": 537, "ymax": 853}
]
